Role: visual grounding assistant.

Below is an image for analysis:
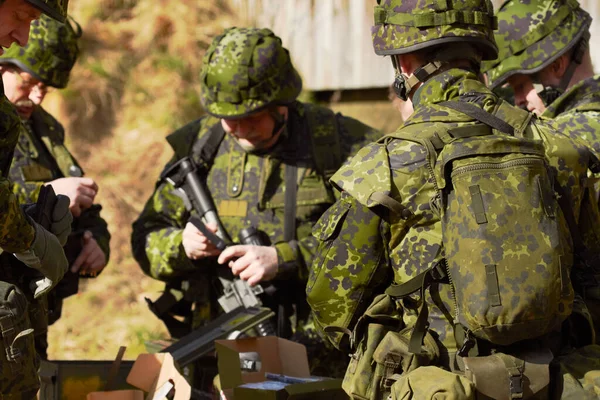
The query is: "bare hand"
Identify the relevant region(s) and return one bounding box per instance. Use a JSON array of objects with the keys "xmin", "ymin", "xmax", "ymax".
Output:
[
  {"xmin": 218, "ymin": 245, "xmax": 278, "ymax": 286},
  {"xmin": 182, "ymin": 221, "xmax": 222, "ymax": 260},
  {"xmin": 47, "ymin": 177, "xmax": 98, "ymax": 217},
  {"xmin": 71, "ymin": 231, "xmax": 107, "ymax": 275}
]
